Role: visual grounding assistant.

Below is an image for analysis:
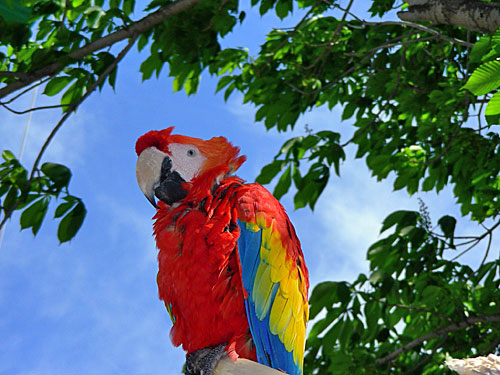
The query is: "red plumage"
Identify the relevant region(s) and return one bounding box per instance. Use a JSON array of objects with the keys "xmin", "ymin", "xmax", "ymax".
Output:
[
  {"xmin": 154, "ymin": 177, "xmax": 256, "ymax": 360},
  {"xmin": 136, "ymin": 128, "xmax": 309, "ymax": 369}
]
